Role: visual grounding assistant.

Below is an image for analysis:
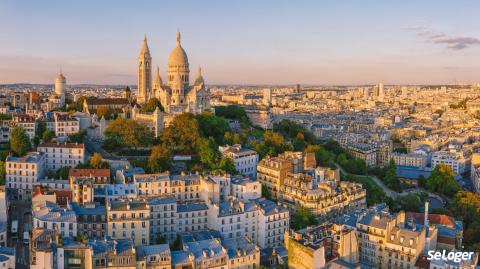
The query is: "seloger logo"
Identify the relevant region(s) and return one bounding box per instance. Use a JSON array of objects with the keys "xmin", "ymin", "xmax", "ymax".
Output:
[{"xmin": 427, "ymin": 250, "xmax": 475, "ymax": 263}]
